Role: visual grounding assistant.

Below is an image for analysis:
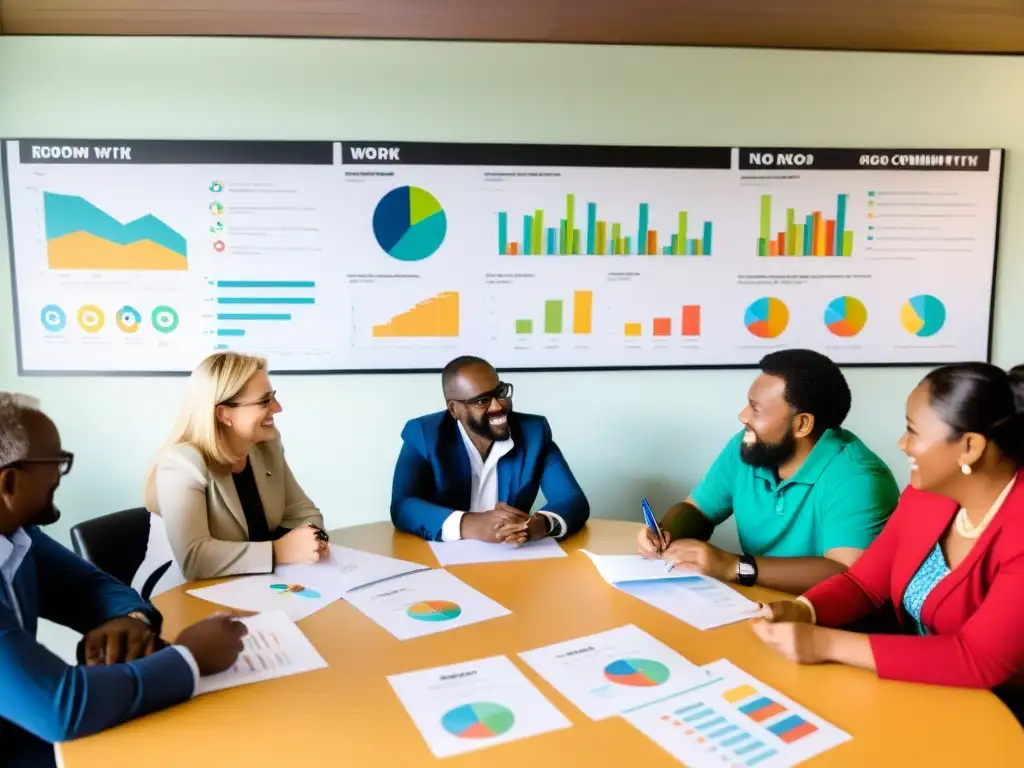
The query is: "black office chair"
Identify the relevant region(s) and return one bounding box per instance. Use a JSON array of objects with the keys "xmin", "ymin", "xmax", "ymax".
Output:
[{"xmin": 70, "ymin": 507, "xmax": 160, "ymax": 598}]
